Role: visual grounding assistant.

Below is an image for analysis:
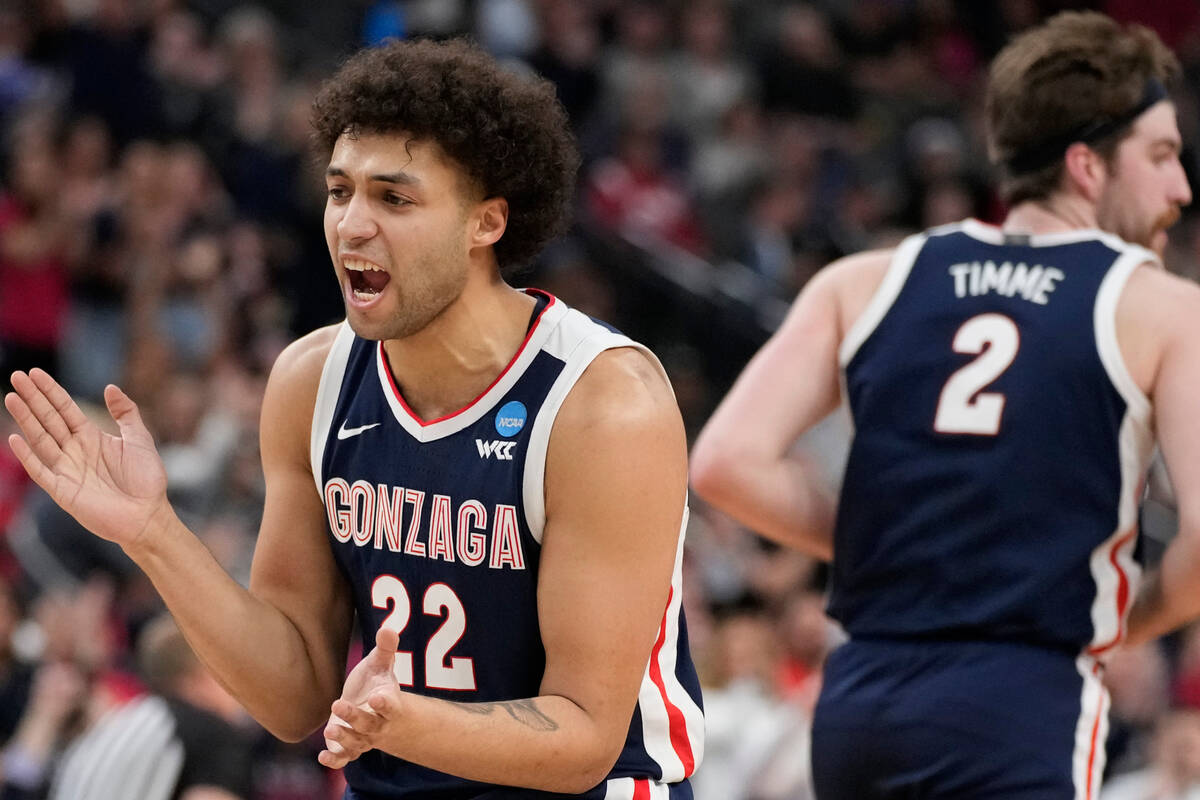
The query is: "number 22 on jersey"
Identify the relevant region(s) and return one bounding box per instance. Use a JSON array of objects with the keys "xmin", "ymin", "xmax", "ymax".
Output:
[
  {"xmin": 933, "ymin": 313, "xmax": 1020, "ymax": 436},
  {"xmin": 372, "ymin": 575, "xmax": 477, "ymax": 691}
]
